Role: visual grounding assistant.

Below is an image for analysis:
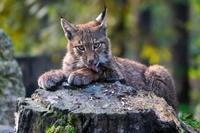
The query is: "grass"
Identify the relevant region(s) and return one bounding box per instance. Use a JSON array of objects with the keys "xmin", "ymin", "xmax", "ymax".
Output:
[{"xmin": 180, "ymin": 113, "xmax": 200, "ymax": 130}]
